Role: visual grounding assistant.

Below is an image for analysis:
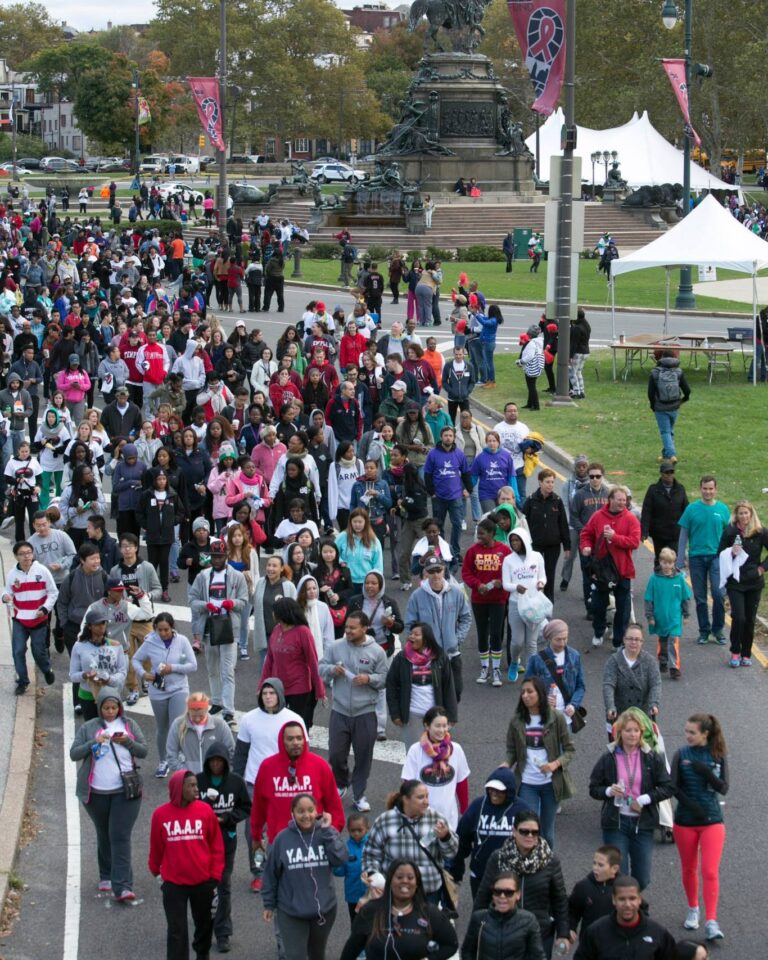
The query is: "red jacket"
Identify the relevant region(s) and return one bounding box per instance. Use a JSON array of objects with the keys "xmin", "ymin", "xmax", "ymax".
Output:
[
  {"xmin": 303, "ymin": 360, "xmax": 339, "ymax": 394},
  {"xmin": 261, "ymin": 624, "xmax": 325, "ymax": 700},
  {"xmin": 269, "ymin": 380, "xmax": 303, "ymax": 413},
  {"xmin": 119, "ymin": 332, "xmax": 147, "ymax": 383},
  {"xmin": 461, "ymin": 541, "xmax": 512, "ymax": 604},
  {"xmin": 251, "ymin": 721, "xmax": 345, "ymax": 843},
  {"xmin": 579, "ymin": 504, "xmax": 641, "ymax": 580},
  {"xmin": 148, "ymin": 770, "xmax": 225, "ymax": 885},
  {"xmin": 339, "ymin": 332, "xmax": 367, "ymax": 369}
]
